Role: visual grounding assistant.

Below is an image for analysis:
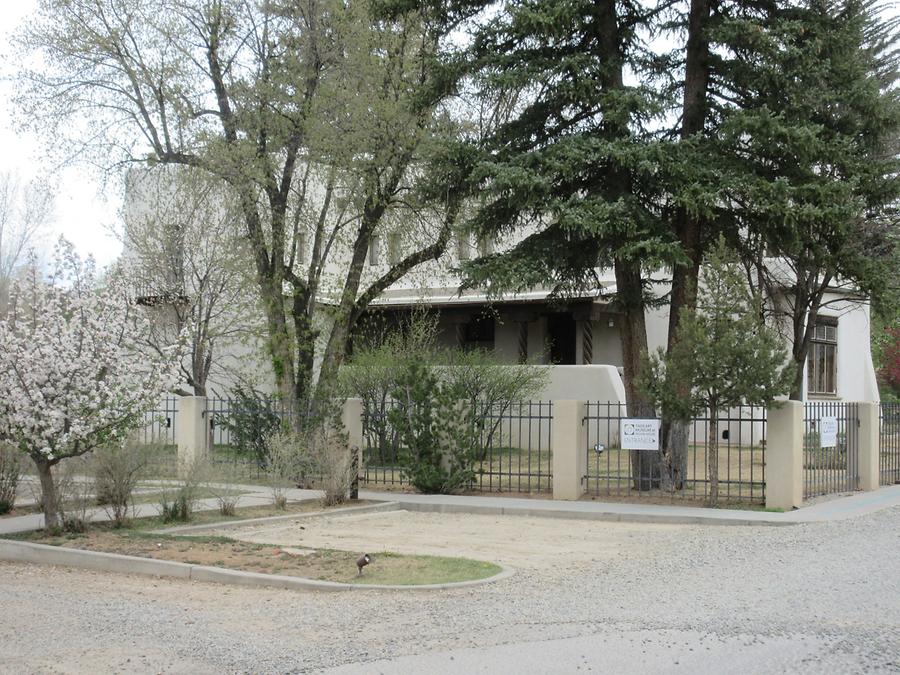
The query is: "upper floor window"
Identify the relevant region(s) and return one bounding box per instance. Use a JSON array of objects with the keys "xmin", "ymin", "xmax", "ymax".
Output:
[
  {"xmin": 456, "ymin": 233, "xmax": 472, "ymax": 261},
  {"xmin": 368, "ymin": 235, "xmax": 381, "ymax": 266},
  {"xmin": 388, "ymin": 232, "xmax": 403, "ymax": 266},
  {"xmin": 478, "ymin": 235, "xmax": 495, "ymax": 257},
  {"xmin": 807, "ymin": 318, "xmax": 837, "ymax": 395}
]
